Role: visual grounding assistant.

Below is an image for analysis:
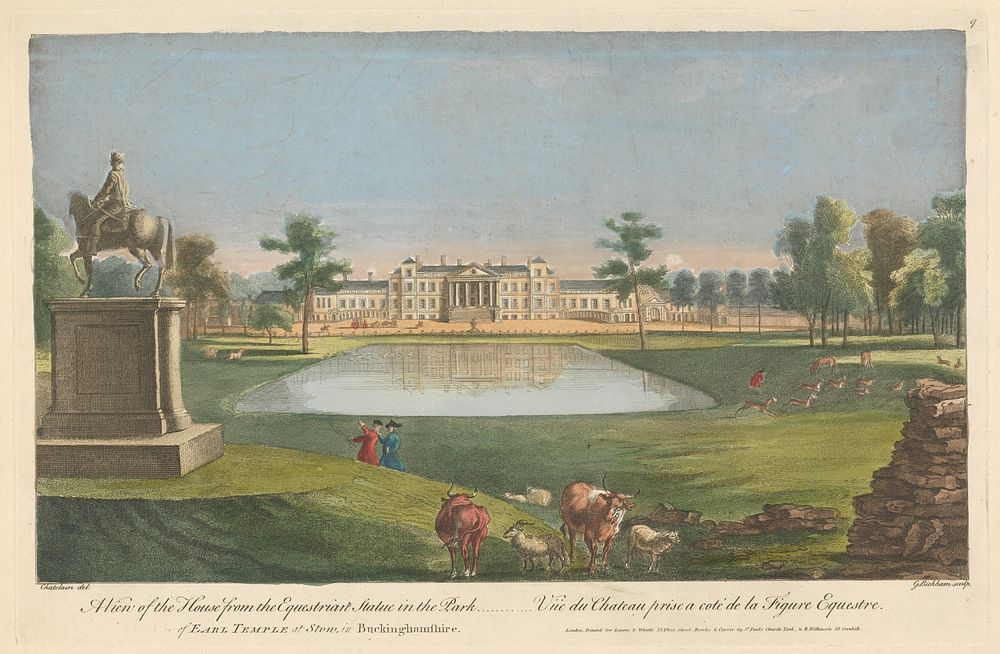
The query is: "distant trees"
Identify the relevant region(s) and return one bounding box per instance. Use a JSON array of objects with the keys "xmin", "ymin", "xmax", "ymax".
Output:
[
  {"xmin": 917, "ymin": 191, "xmax": 965, "ymax": 346},
  {"xmin": 260, "ymin": 213, "xmax": 352, "ymax": 354},
  {"xmin": 774, "ymin": 195, "xmax": 858, "ymax": 347},
  {"xmin": 861, "ymin": 209, "xmax": 917, "ymax": 334},
  {"xmin": 747, "ymin": 268, "xmax": 774, "ymax": 336},
  {"xmin": 593, "ymin": 212, "xmax": 668, "ymax": 350},
  {"xmin": 33, "ymin": 207, "xmax": 80, "ymax": 345},
  {"xmin": 165, "ymin": 235, "xmax": 229, "ymax": 339},
  {"xmin": 249, "ymin": 303, "xmax": 293, "ymax": 344},
  {"xmin": 827, "ymin": 249, "xmax": 874, "ymax": 346},
  {"xmin": 670, "ymin": 269, "xmax": 698, "ymax": 332},
  {"xmin": 891, "ymin": 249, "xmax": 947, "ymax": 346},
  {"xmin": 696, "ymin": 270, "xmax": 724, "ymax": 332},
  {"xmin": 725, "ymin": 269, "xmax": 748, "ymax": 332}
]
